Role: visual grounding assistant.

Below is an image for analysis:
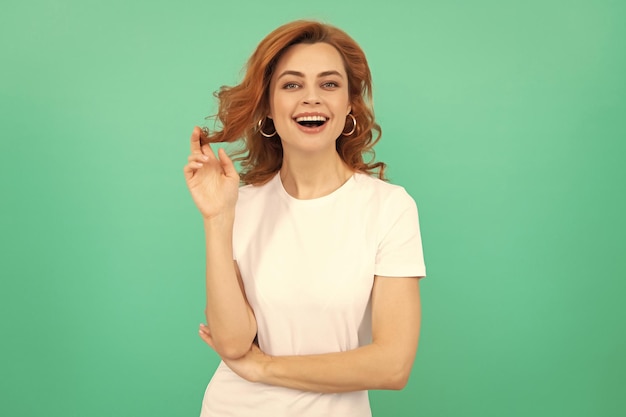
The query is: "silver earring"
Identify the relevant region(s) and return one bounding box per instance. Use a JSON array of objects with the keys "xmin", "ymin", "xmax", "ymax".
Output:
[
  {"xmin": 257, "ymin": 118, "xmax": 277, "ymax": 137},
  {"xmin": 342, "ymin": 114, "xmax": 357, "ymax": 136}
]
